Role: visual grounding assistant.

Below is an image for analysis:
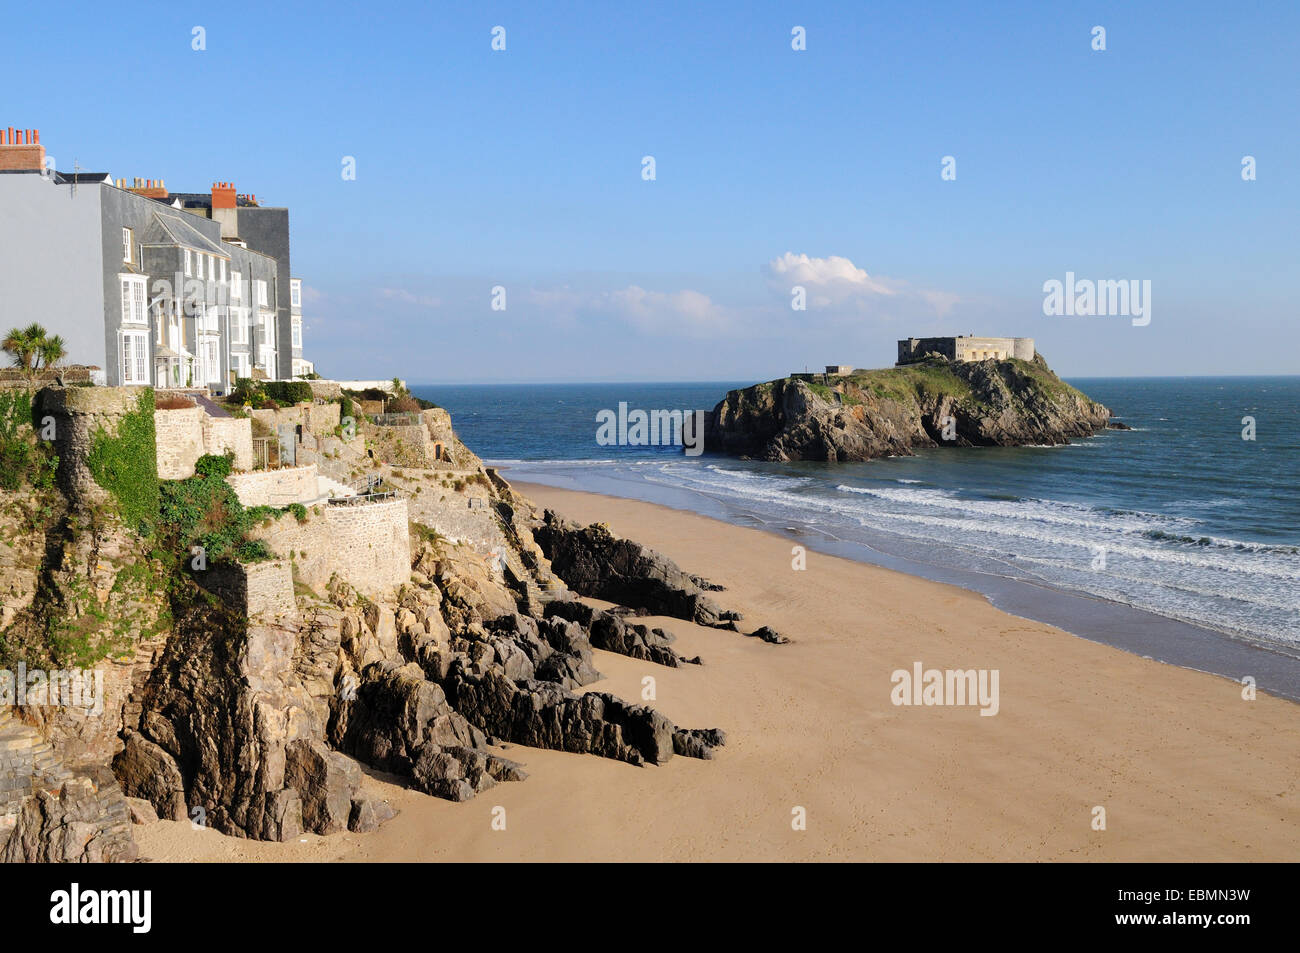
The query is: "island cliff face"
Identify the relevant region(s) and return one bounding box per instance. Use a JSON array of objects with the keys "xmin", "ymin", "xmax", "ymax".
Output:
[{"xmin": 704, "ymin": 354, "xmax": 1114, "ymax": 462}]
